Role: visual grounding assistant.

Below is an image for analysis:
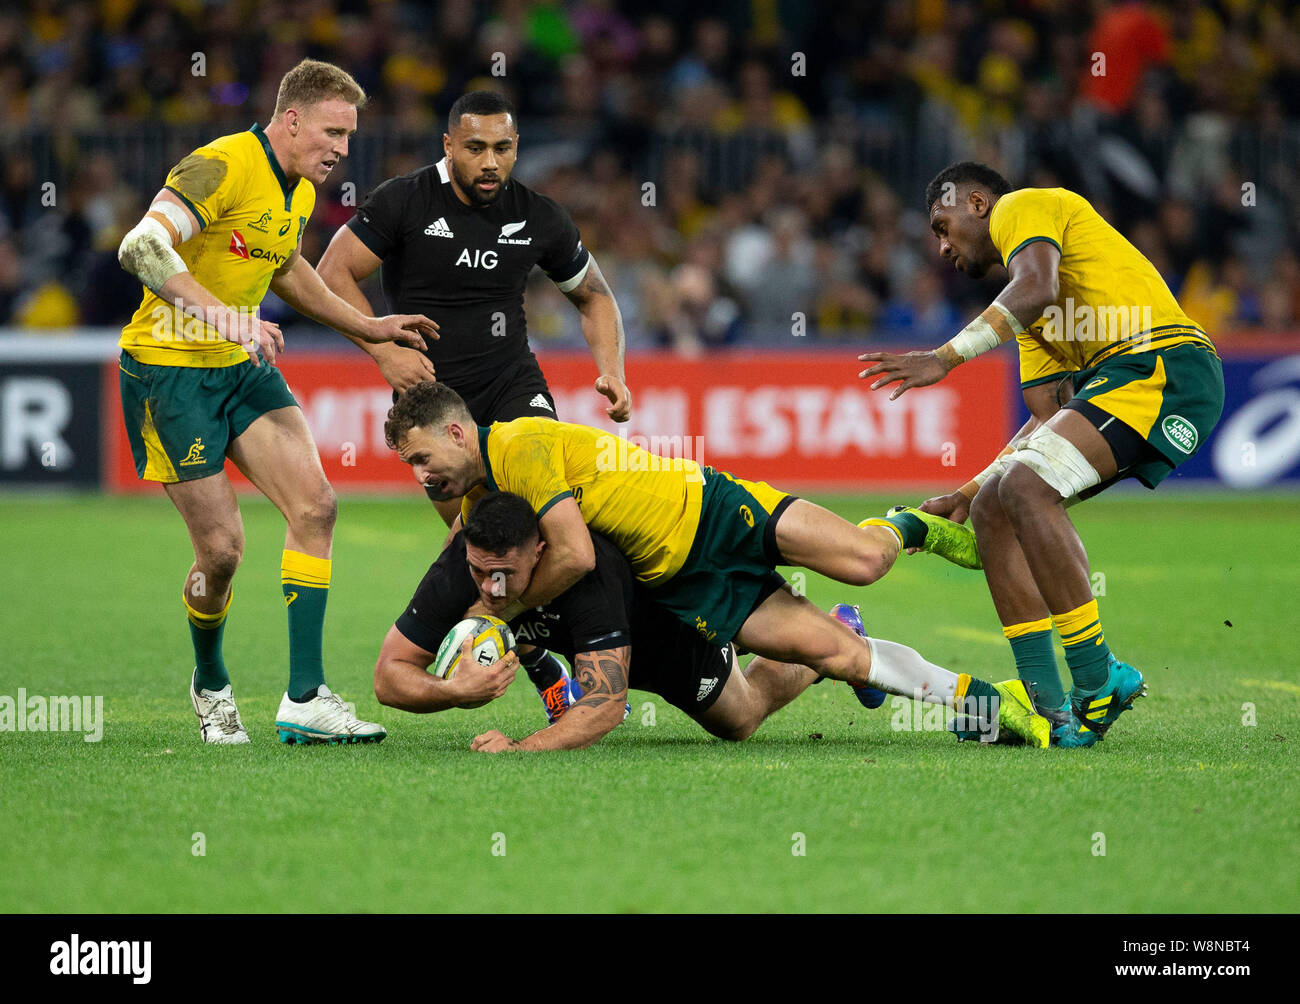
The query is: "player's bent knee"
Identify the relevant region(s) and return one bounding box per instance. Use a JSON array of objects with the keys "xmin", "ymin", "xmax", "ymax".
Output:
[
  {"xmin": 295, "ymin": 486, "xmax": 338, "ymax": 537},
  {"xmin": 373, "ymin": 661, "xmax": 396, "ymax": 707},
  {"xmin": 702, "ymin": 716, "xmax": 758, "ymax": 742},
  {"xmin": 845, "ymin": 544, "xmax": 890, "ymax": 586},
  {"xmin": 197, "ymin": 537, "xmax": 243, "ymax": 582},
  {"xmin": 997, "ymin": 461, "xmax": 1055, "ymax": 517},
  {"xmin": 970, "ymin": 481, "xmax": 1007, "ymax": 533},
  {"xmin": 1002, "ymin": 426, "xmax": 1101, "ymax": 507}
]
